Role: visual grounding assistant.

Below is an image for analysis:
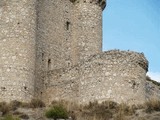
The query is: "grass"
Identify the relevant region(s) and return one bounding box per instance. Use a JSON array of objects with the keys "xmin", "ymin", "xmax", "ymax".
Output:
[
  {"xmin": 47, "ymin": 99, "xmax": 160, "ymax": 120},
  {"xmin": 78, "ymin": 101, "xmax": 137, "ymax": 120},
  {"xmin": 1, "ymin": 99, "xmax": 160, "ymax": 120},
  {"xmin": 29, "ymin": 99, "xmax": 45, "ymax": 108},
  {"xmin": 45, "ymin": 105, "xmax": 68, "ymax": 119},
  {"xmin": 0, "ymin": 102, "xmax": 10, "ymax": 116},
  {"xmin": 145, "ymin": 99, "xmax": 160, "ymax": 113},
  {"xmin": 1, "ymin": 115, "xmax": 20, "ymax": 120},
  {"xmin": 0, "ymin": 99, "xmax": 45, "ymax": 120},
  {"xmin": 9, "ymin": 101, "xmax": 22, "ymax": 111}
]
